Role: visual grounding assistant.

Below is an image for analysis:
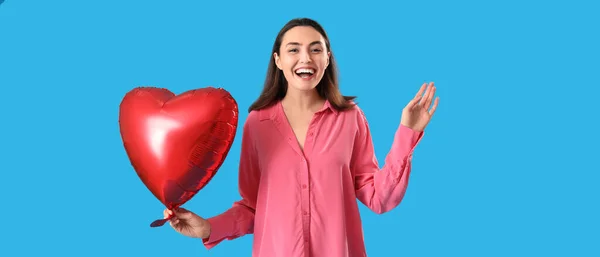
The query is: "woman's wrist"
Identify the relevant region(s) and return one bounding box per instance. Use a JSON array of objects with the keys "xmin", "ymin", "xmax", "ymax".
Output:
[{"xmin": 200, "ymin": 220, "xmax": 211, "ymax": 239}]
